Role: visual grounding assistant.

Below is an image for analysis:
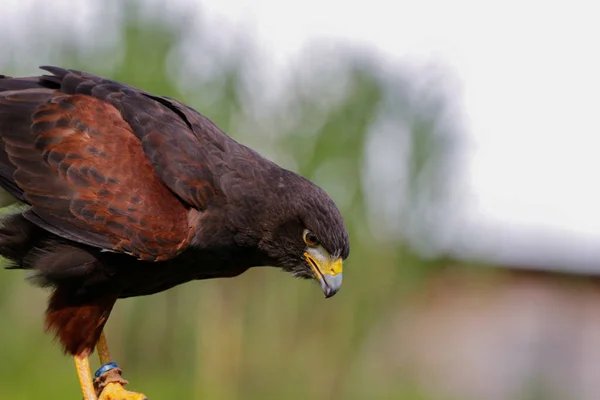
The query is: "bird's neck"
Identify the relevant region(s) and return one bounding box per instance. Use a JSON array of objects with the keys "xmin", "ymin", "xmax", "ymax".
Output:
[
  {"xmin": 173, "ymin": 245, "xmax": 265, "ymax": 282},
  {"xmin": 186, "ymin": 208, "xmax": 271, "ymax": 275}
]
